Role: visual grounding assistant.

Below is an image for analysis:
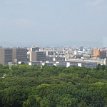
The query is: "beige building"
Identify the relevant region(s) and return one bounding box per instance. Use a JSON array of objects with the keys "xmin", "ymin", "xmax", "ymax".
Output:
[
  {"xmin": 28, "ymin": 47, "xmax": 46, "ymax": 62},
  {"xmin": 92, "ymin": 48, "xmax": 100, "ymax": 58},
  {"xmin": 29, "ymin": 50, "xmax": 37, "ymax": 62}
]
